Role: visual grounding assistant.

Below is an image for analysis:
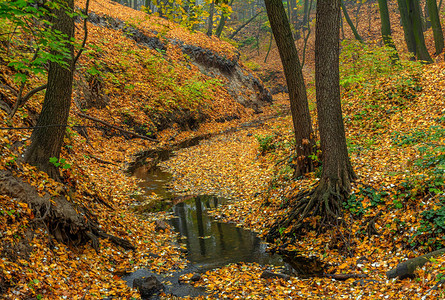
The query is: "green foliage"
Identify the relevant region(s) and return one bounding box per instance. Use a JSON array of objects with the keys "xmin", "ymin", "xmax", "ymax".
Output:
[
  {"xmin": 240, "ymin": 36, "xmax": 256, "ymax": 48},
  {"xmin": 0, "ymin": 0, "xmax": 82, "ymax": 83},
  {"xmin": 392, "ymin": 123, "xmax": 445, "ymax": 248},
  {"xmin": 244, "ymin": 61, "xmax": 261, "ymax": 71},
  {"xmin": 340, "ymin": 40, "xmax": 422, "ymax": 102},
  {"xmin": 256, "ymin": 134, "xmax": 276, "ymax": 154},
  {"xmin": 343, "ymin": 186, "xmax": 388, "ymax": 217},
  {"xmin": 49, "ymin": 157, "xmax": 71, "ymax": 169}
]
